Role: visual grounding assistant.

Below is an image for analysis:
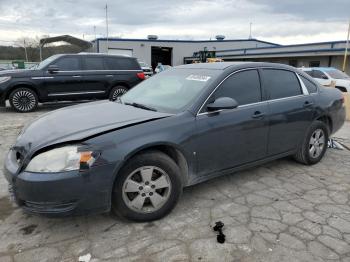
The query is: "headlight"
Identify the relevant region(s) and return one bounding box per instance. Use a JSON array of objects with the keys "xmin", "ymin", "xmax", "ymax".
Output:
[
  {"xmin": 25, "ymin": 146, "xmax": 96, "ymax": 173},
  {"xmin": 0, "ymin": 76, "xmax": 11, "ymax": 84}
]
